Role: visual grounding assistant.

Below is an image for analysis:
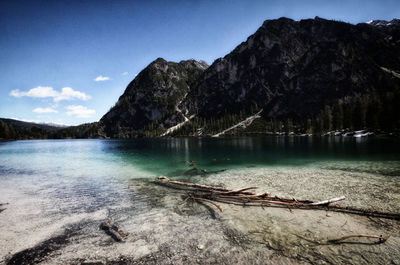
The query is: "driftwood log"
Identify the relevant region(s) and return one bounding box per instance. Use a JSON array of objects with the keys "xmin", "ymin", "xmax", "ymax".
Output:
[
  {"xmin": 328, "ymin": 234, "xmax": 390, "ymax": 244},
  {"xmin": 100, "ymin": 220, "xmax": 128, "ymax": 242},
  {"xmin": 157, "ymin": 176, "xmax": 400, "ymax": 220}
]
